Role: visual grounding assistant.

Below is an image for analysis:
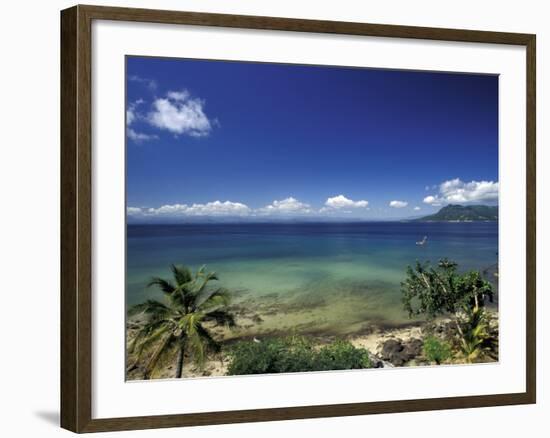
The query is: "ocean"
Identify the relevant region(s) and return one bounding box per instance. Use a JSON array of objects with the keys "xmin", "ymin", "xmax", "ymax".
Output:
[{"xmin": 127, "ymin": 222, "xmax": 498, "ymax": 335}]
